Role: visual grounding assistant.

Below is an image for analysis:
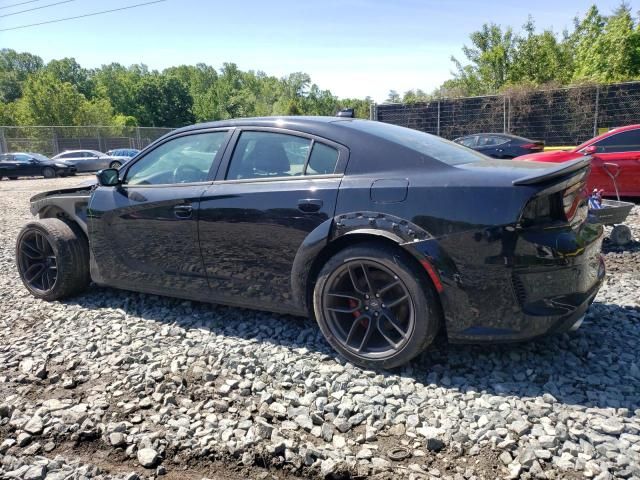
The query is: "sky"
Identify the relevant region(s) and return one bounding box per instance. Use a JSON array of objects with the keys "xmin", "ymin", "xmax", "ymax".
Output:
[{"xmin": 0, "ymin": 0, "xmax": 630, "ymax": 102}]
